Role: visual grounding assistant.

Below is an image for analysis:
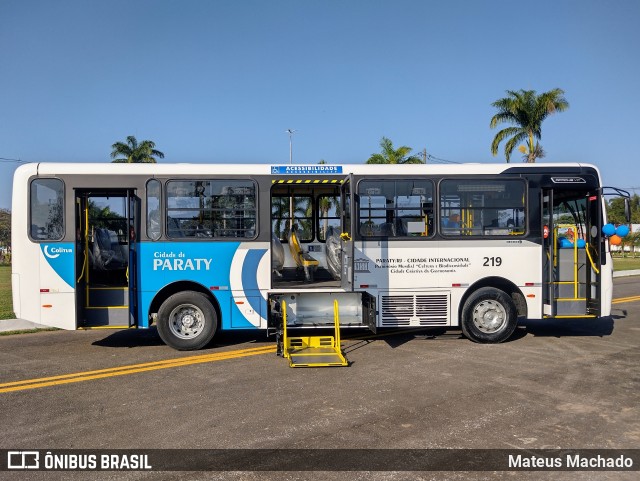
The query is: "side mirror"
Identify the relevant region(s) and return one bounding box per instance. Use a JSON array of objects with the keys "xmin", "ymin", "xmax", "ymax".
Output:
[{"xmin": 624, "ymin": 198, "xmax": 631, "ymax": 223}]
